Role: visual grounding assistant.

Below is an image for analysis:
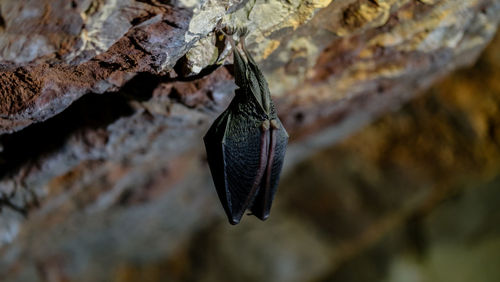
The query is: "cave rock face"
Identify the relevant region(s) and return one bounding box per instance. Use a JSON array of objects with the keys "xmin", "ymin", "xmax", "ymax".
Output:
[{"xmin": 0, "ymin": 0, "xmax": 498, "ymax": 281}]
